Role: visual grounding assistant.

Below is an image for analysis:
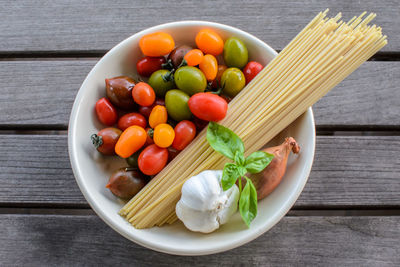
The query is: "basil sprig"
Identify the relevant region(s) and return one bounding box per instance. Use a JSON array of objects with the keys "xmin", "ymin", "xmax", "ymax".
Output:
[{"xmin": 207, "ymin": 122, "xmax": 274, "ymax": 227}]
